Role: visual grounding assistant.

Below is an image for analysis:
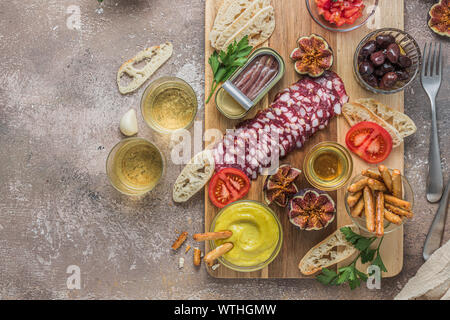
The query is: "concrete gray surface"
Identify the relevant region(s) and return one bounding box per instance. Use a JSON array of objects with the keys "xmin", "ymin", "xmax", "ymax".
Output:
[{"xmin": 0, "ymin": 0, "xmax": 448, "ymax": 300}]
